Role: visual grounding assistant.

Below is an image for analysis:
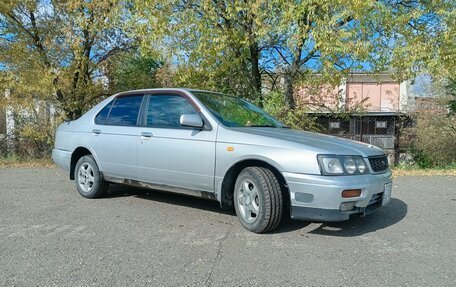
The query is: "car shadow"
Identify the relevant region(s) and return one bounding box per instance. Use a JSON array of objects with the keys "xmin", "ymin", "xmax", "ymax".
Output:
[
  {"xmin": 271, "ymin": 219, "xmax": 313, "ymax": 233},
  {"xmin": 106, "ymin": 184, "xmax": 313, "ymax": 233},
  {"xmin": 105, "ymin": 184, "xmax": 407, "ymax": 236},
  {"xmin": 307, "ymin": 198, "xmax": 408, "ymax": 237}
]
